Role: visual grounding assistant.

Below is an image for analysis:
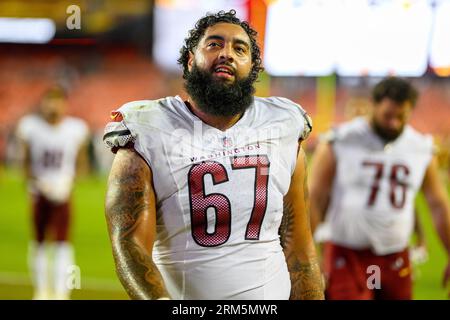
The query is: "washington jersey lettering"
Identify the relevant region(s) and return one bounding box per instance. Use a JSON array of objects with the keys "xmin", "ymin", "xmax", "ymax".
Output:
[
  {"xmin": 322, "ymin": 117, "xmax": 433, "ymax": 255},
  {"xmin": 17, "ymin": 115, "xmax": 88, "ymax": 203},
  {"xmin": 104, "ymin": 95, "xmax": 311, "ymax": 299}
]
